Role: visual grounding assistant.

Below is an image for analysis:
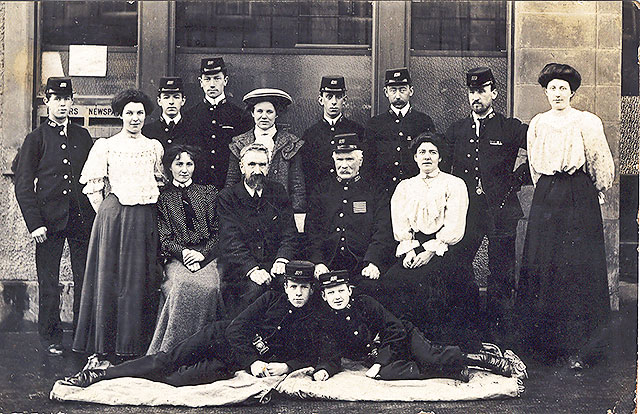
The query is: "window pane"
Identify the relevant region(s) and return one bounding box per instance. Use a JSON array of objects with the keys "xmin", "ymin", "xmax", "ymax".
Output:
[
  {"xmin": 41, "ymin": 1, "xmax": 138, "ymax": 47},
  {"xmin": 176, "ymin": 1, "xmax": 372, "ymax": 48},
  {"xmin": 411, "ymin": 1, "xmax": 506, "ymax": 52}
]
